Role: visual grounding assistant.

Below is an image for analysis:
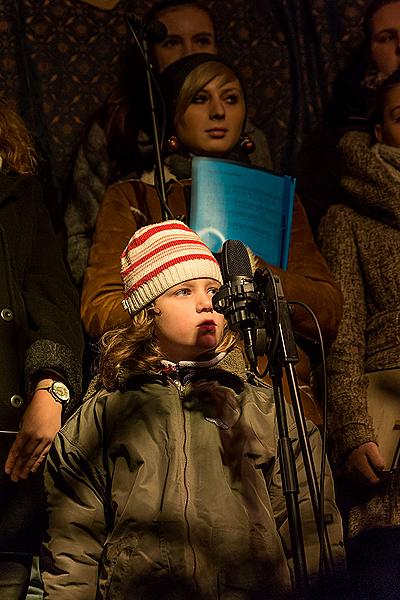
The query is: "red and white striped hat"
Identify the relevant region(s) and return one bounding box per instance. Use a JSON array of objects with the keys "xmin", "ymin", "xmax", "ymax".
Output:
[{"xmin": 121, "ymin": 220, "xmax": 222, "ymax": 315}]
